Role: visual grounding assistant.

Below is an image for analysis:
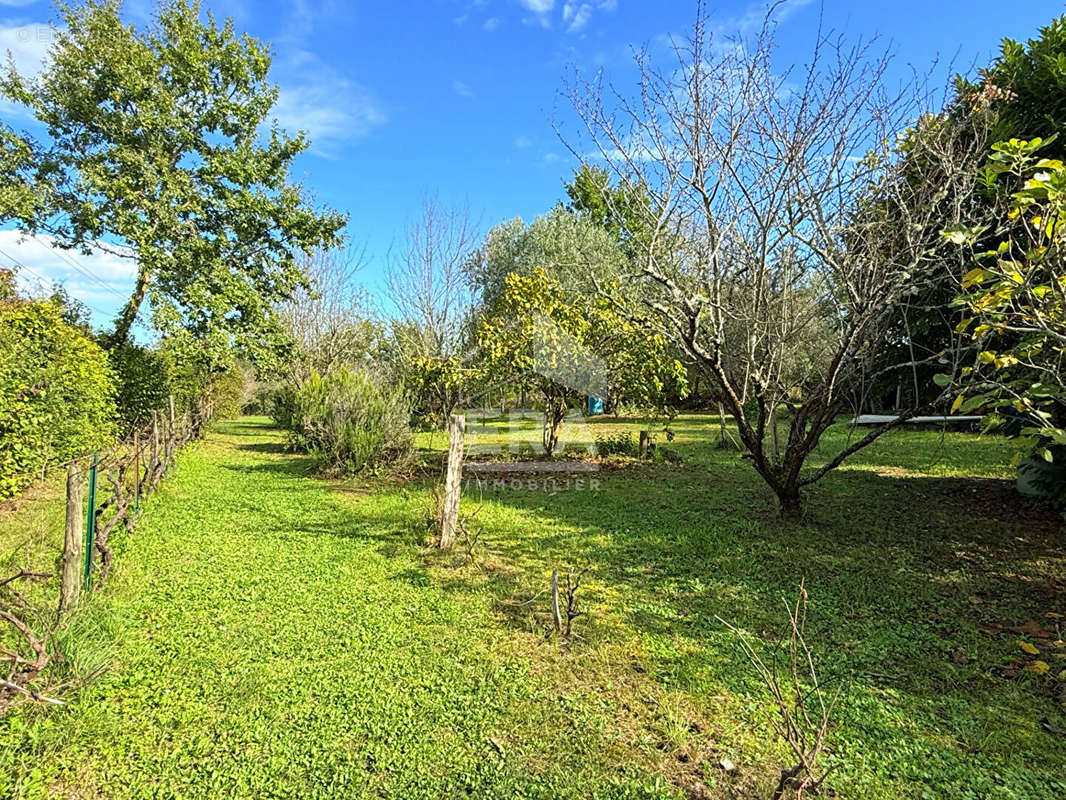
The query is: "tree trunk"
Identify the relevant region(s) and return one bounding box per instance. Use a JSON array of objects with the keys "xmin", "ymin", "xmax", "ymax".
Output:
[
  {"xmin": 542, "ymin": 401, "xmax": 565, "ymax": 457},
  {"xmin": 775, "ymin": 483, "xmax": 804, "ymax": 523},
  {"xmin": 107, "ymin": 267, "xmax": 150, "ymax": 348}
]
